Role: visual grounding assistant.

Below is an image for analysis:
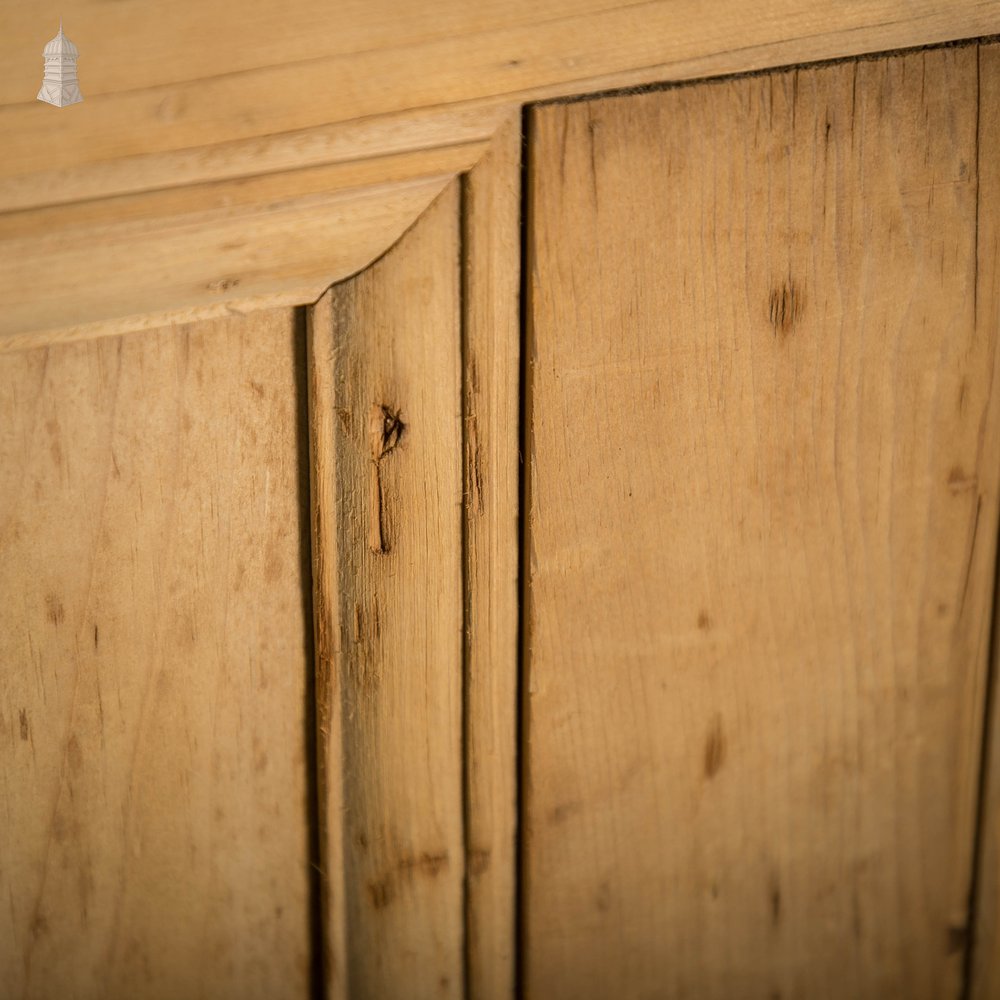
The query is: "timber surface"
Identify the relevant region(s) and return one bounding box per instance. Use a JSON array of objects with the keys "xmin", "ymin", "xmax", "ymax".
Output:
[
  {"xmin": 307, "ymin": 183, "xmax": 465, "ymax": 1000},
  {"xmin": 3, "ymin": 1, "xmax": 1000, "ymax": 345},
  {"xmin": 4, "ymin": 1, "xmax": 999, "ymax": 197},
  {"xmin": 0, "ymin": 308, "xmax": 314, "ymax": 998},
  {"xmin": 461, "ymin": 113, "xmax": 522, "ymax": 1000},
  {"xmin": 522, "ymin": 44, "xmax": 1000, "ymax": 999}
]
